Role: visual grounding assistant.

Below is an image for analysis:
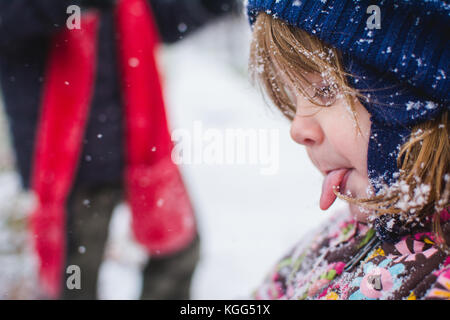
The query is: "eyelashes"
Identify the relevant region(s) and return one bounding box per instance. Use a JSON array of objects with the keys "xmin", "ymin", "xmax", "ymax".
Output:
[
  {"xmin": 311, "ymin": 83, "xmax": 339, "ymax": 106},
  {"xmin": 281, "ymin": 81, "xmax": 340, "ymax": 112}
]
